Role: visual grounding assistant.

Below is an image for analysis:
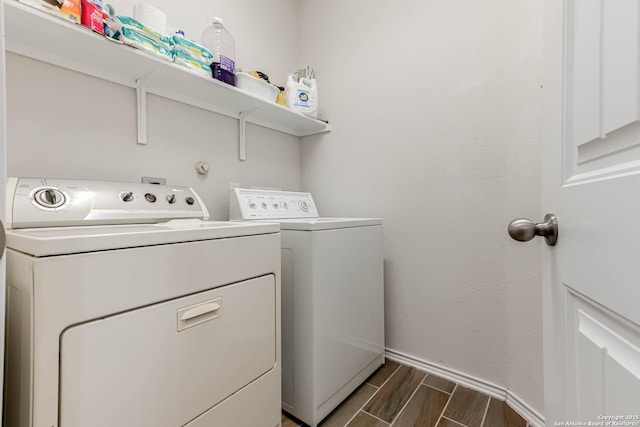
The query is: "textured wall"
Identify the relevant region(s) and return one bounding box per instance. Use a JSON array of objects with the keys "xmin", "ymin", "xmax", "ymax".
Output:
[{"xmin": 298, "ymin": 0, "xmax": 544, "ymax": 412}]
